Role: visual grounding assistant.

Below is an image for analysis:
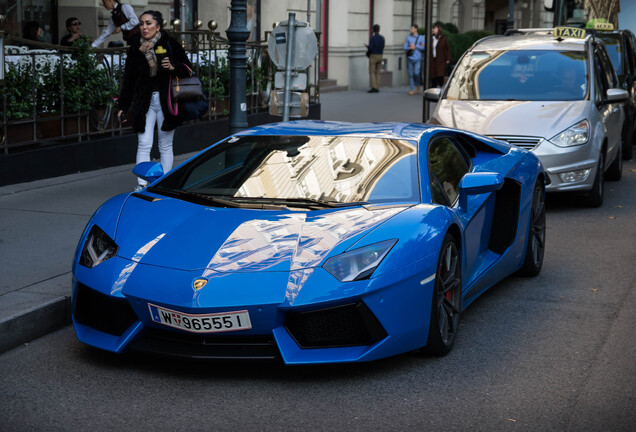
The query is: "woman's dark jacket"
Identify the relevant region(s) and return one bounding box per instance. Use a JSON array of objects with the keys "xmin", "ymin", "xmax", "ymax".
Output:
[
  {"xmin": 118, "ymin": 32, "xmax": 192, "ymax": 133},
  {"xmin": 430, "ymin": 34, "xmax": 450, "ymax": 79}
]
